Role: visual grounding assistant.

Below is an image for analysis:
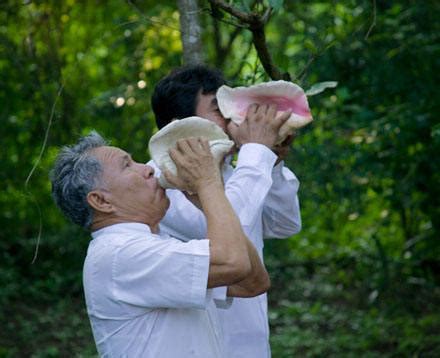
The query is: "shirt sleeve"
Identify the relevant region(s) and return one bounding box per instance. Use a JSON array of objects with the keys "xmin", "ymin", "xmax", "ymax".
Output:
[
  {"xmin": 211, "ymin": 286, "xmax": 233, "ymax": 310},
  {"xmin": 153, "ymin": 145, "xmax": 276, "ymax": 249},
  {"xmin": 112, "ymin": 235, "xmax": 210, "ymax": 309},
  {"xmin": 224, "ymin": 143, "xmax": 276, "ymax": 239},
  {"xmin": 262, "ymin": 160, "xmax": 302, "ymax": 238}
]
